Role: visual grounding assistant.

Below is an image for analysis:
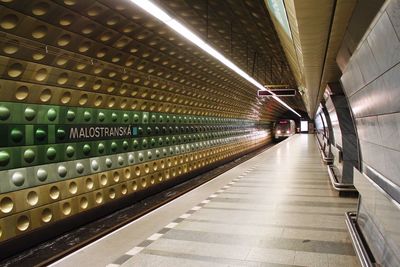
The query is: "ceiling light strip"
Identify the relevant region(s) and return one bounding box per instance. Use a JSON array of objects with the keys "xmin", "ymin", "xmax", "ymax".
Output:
[{"xmin": 129, "ymin": 0, "xmax": 301, "ymax": 117}]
